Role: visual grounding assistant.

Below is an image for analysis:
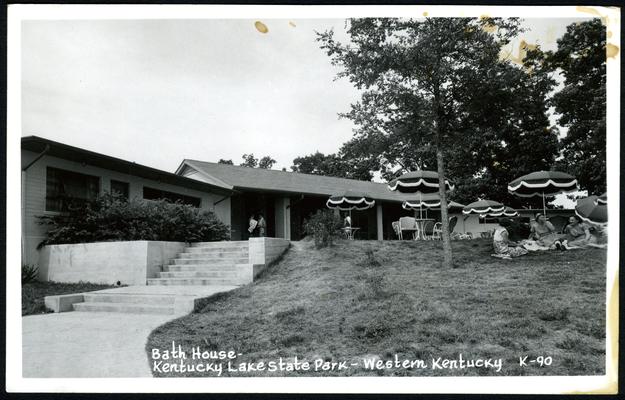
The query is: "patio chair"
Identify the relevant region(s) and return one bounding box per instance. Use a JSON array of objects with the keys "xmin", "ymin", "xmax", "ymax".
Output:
[
  {"xmin": 392, "ymin": 221, "xmax": 402, "ymax": 240},
  {"xmin": 422, "ymin": 220, "xmax": 436, "ymax": 240},
  {"xmin": 399, "ymin": 216, "xmax": 418, "ymax": 240},
  {"xmin": 432, "ymin": 222, "xmax": 442, "ymax": 240}
]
